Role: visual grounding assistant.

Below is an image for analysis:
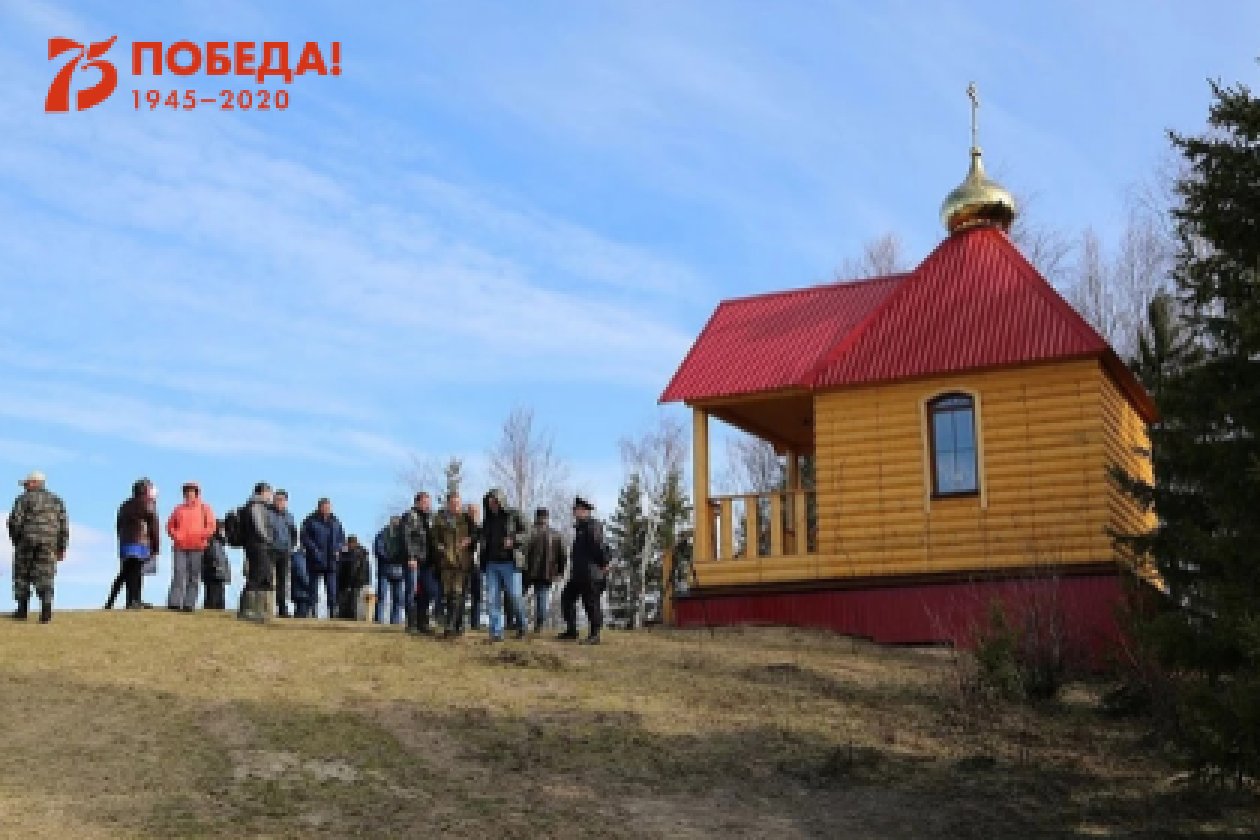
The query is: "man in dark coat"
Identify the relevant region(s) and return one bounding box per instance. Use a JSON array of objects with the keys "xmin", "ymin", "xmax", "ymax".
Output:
[
  {"xmin": 559, "ymin": 496, "xmax": 607, "ymax": 644},
  {"xmin": 336, "ymin": 536, "xmax": 371, "ymax": 619},
  {"xmin": 480, "ymin": 488, "xmax": 528, "ymax": 642},
  {"xmin": 300, "ymin": 497, "xmax": 346, "ymax": 619},
  {"xmin": 267, "ymin": 489, "xmax": 298, "ymax": 617},
  {"xmin": 201, "ymin": 520, "xmax": 231, "ymax": 610},
  {"xmin": 239, "ymin": 482, "xmax": 275, "ymax": 623},
  {"xmin": 401, "ymin": 492, "xmax": 436, "ymax": 634},
  {"xmin": 524, "ymin": 507, "xmax": 567, "ymax": 632}
]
